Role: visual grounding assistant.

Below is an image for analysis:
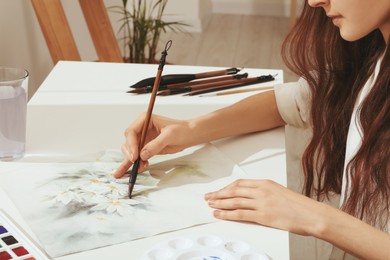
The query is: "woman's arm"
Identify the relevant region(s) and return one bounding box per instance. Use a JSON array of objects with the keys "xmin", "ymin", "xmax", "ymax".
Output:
[
  {"xmin": 317, "ymin": 203, "xmax": 390, "ymax": 259},
  {"xmin": 187, "ymin": 90, "xmax": 285, "ymax": 146},
  {"xmin": 205, "ymin": 179, "xmax": 390, "ymax": 260},
  {"xmin": 115, "ymin": 90, "xmax": 285, "ymax": 177}
]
